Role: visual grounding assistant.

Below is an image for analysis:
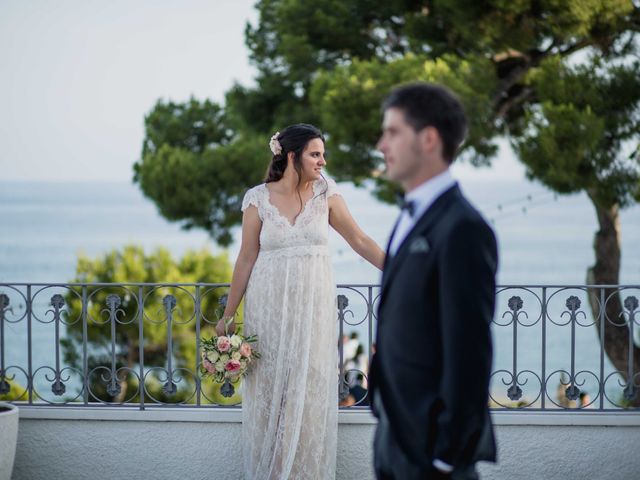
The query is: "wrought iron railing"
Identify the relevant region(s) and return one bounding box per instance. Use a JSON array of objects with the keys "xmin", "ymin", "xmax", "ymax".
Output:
[{"xmin": 0, "ymin": 283, "xmax": 638, "ymax": 410}]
